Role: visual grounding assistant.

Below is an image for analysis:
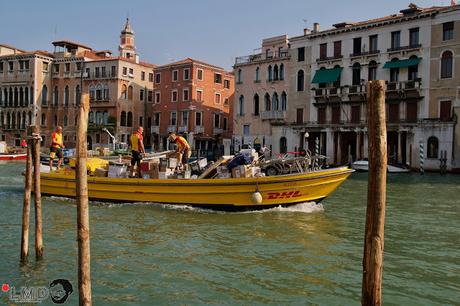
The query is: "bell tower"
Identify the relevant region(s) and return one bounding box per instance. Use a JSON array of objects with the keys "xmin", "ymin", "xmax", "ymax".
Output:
[{"xmin": 119, "ymin": 18, "xmax": 136, "ymax": 60}]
